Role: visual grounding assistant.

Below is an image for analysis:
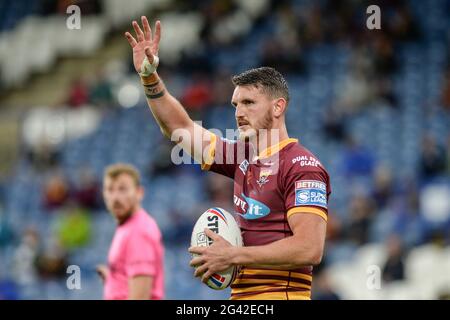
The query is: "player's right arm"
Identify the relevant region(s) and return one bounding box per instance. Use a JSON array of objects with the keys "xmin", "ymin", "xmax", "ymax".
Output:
[{"xmin": 124, "ymin": 16, "xmax": 214, "ymax": 164}]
